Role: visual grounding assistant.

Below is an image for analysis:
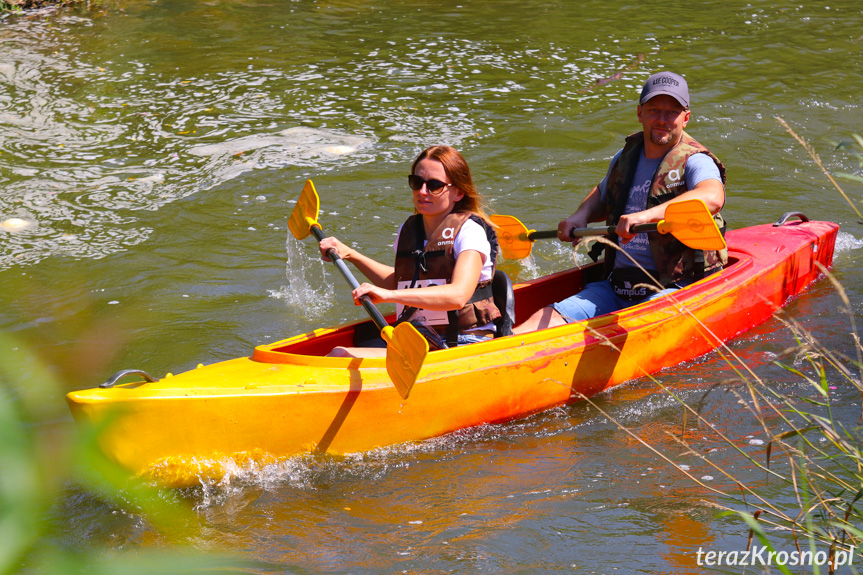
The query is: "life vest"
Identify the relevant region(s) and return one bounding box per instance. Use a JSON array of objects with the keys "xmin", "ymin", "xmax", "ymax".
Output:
[
  {"xmin": 394, "ymin": 212, "xmax": 501, "ymax": 345},
  {"xmin": 600, "ymin": 130, "xmax": 728, "ymax": 286}
]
